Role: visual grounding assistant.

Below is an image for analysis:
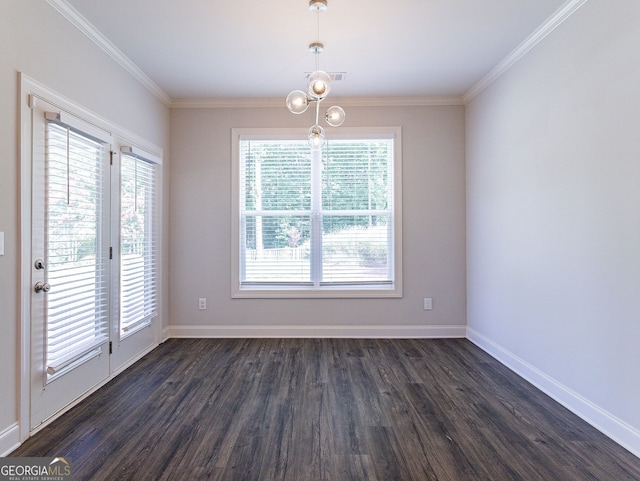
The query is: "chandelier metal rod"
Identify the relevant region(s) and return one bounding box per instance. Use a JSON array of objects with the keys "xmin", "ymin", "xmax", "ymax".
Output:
[{"xmin": 285, "ymin": 0, "xmax": 345, "ymax": 149}]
